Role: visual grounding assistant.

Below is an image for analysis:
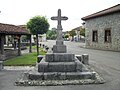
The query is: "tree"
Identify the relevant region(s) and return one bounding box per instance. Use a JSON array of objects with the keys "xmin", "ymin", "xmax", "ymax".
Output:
[
  {"xmin": 69, "ymin": 30, "xmax": 76, "ymax": 41},
  {"xmin": 64, "ymin": 34, "xmax": 69, "ymax": 38},
  {"xmin": 80, "ymin": 28, "xmax": 85, "ymax": 36},
  {"xmin": 46, "ymin": 30, "xmax": 57, "ymax": 40},
  {"xmin": 27, "ymin": 16, "xmax": 49, "ymax": 55},
  {"xmin": 64, "ymin": 34, "xmax": 69, "ymax": 40}
]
